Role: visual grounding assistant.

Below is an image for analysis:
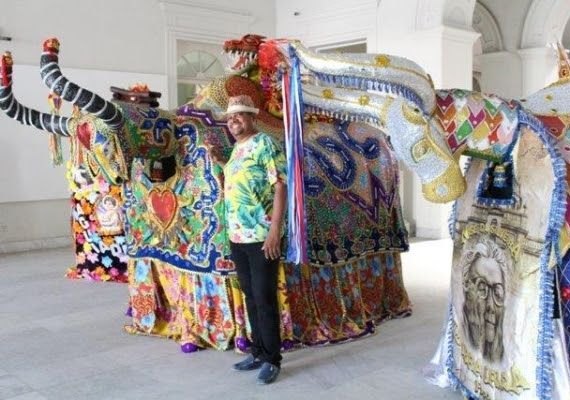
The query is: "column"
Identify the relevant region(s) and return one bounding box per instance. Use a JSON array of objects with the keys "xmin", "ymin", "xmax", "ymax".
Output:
[{"xmin": 518, "ymin": 47, "xmax": 558, "ymax": 97}]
